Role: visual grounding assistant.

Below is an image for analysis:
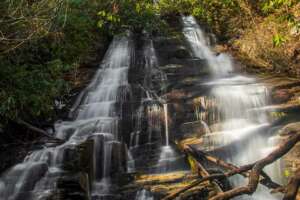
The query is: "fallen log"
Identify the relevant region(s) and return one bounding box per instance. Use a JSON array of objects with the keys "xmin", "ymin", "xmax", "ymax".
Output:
[
  {"xmin": 210, "ymin": 131, "xmax": 300, "ymax": 200},
  {"xmin": 192, "ymin": 147, "xmax": 282, "ymax": 190},
  {"xmin": 161, "ymin": 174, "xmax": 225, "ymax": 200},
  {"xmin": 163, "ymin": 131, "xmax": 300, "ymax": 200},
  {"xmin": 16, "ymin": 119, "xmax": 62, "ymax": 141},
  {"xmin": 162, "ymin": 146, "xmax": 224, "ymax": 200}
]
